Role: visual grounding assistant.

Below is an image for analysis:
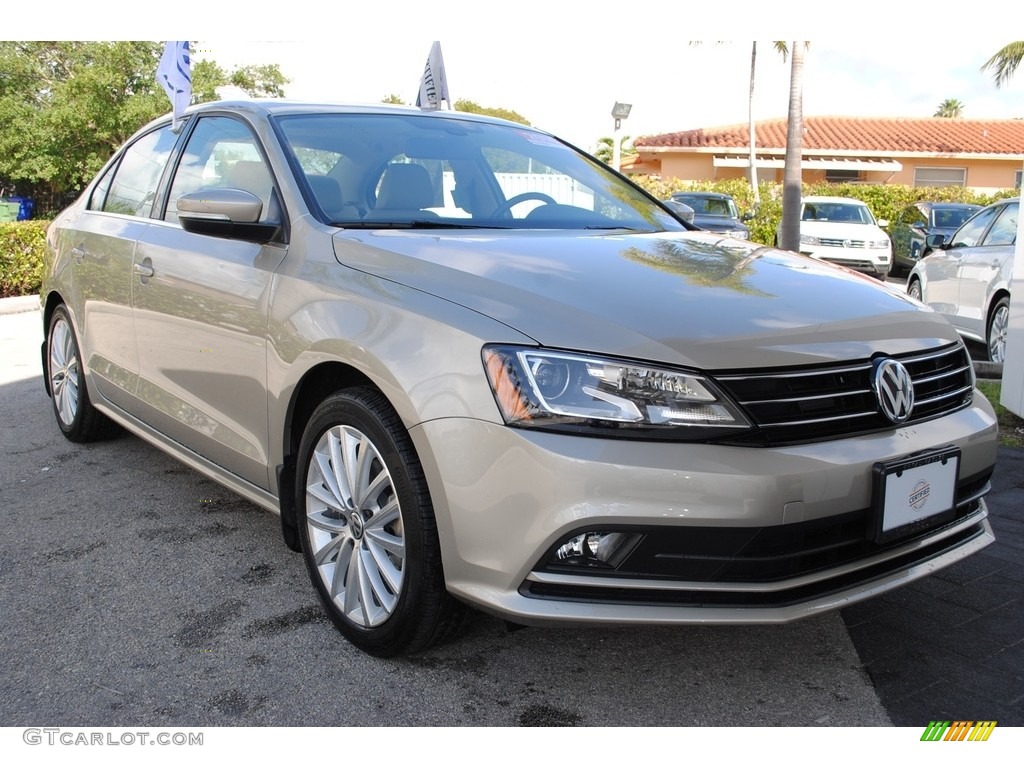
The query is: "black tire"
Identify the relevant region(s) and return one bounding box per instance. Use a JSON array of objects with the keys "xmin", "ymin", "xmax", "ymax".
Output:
[
  {"xmin": 46, "ymin": 305, "xmax": 119, "ymax": 442},
  {"xmin": 987, "ymin": 296, "xmax": 1010, "ymax": 364},
  {"xmin": 907, "ymin": 278, "xmax": 923, "ymax": 302},
  {"xmin": 295, "ymin": 387, "xmax": 467, "ymax": 656}
]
